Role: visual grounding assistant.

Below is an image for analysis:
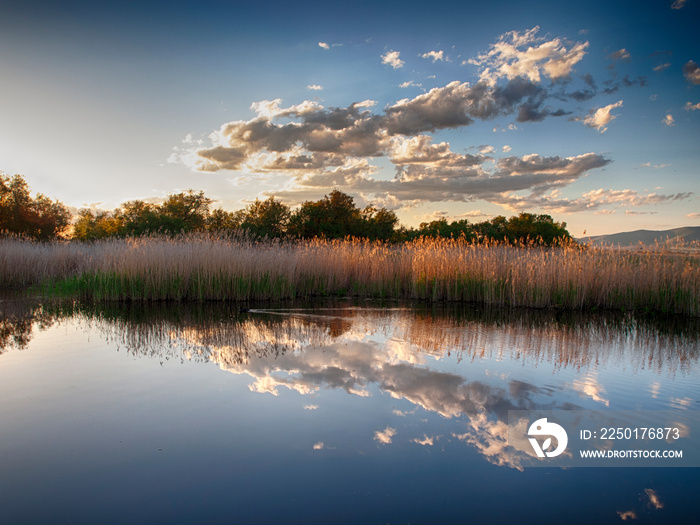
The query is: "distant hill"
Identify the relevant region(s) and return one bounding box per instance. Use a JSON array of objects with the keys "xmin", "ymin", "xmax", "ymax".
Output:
[{"xmin": 579, "ymin": 226, "xmax": 700, "ymax": 246}]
